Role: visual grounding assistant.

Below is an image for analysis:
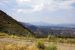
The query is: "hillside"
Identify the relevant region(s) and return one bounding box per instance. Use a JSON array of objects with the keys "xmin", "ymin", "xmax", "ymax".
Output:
[{"xmin": 0, "ymin": 10, "xmax": 33, "ymax": 37}]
